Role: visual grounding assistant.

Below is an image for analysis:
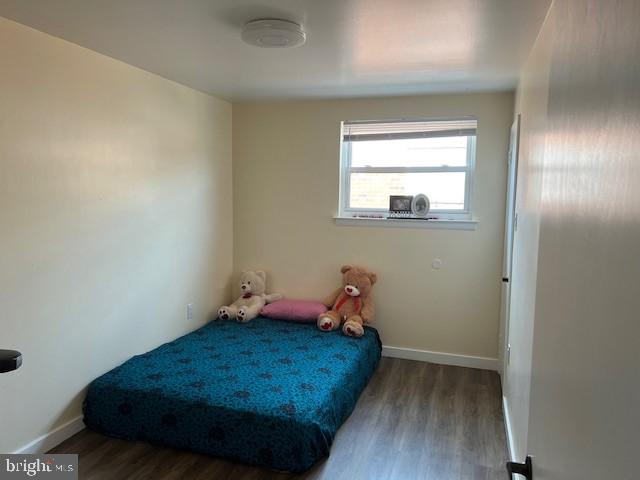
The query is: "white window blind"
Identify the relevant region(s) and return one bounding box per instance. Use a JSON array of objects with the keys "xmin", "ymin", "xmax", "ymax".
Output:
[{"xmin": 342, "ymin": 118, "xmax": 477, "ymax": 142}]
